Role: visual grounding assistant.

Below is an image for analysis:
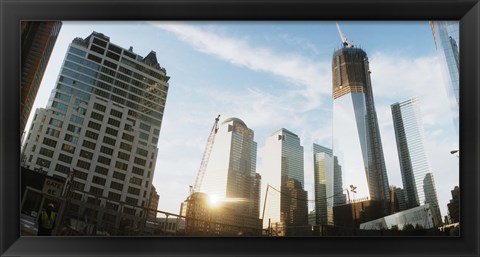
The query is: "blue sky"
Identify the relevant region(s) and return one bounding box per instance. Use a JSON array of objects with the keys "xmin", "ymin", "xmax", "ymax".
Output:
[{"xmin": 25, "ymin": 21, "xmax": 459, "ymax": 219}]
